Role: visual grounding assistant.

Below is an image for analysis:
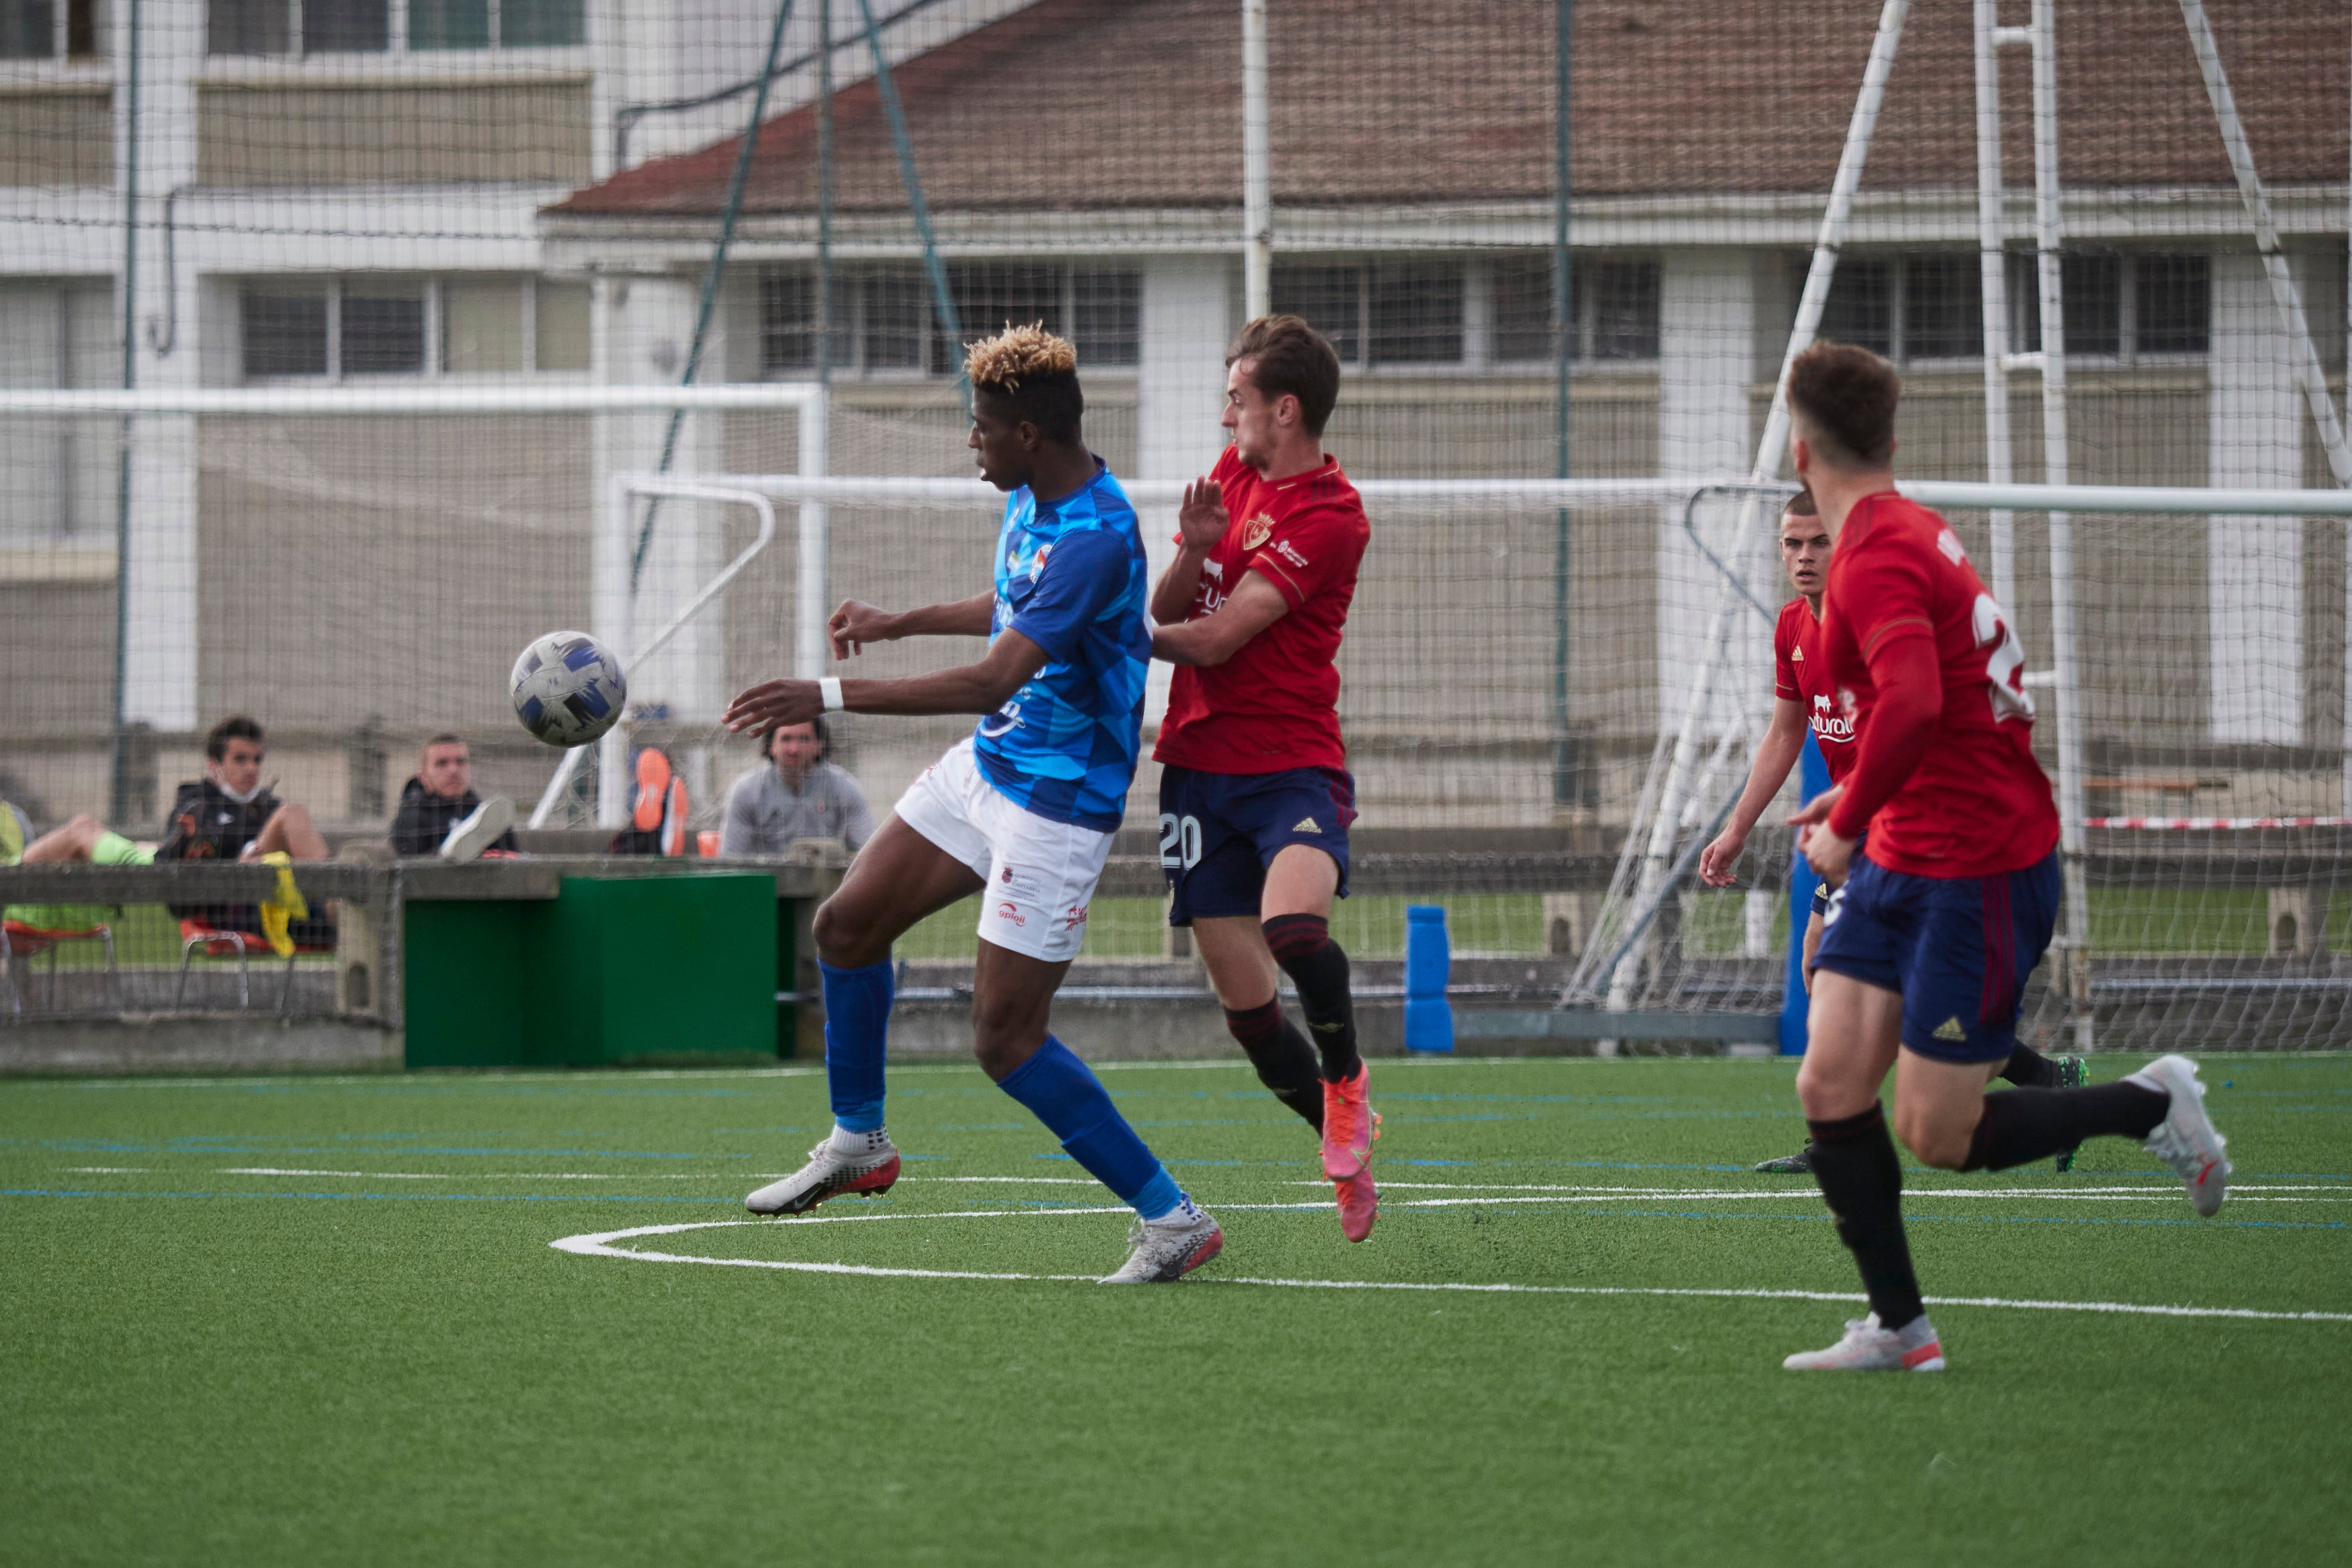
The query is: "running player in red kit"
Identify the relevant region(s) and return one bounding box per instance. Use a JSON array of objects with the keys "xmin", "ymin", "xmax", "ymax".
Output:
[
  {"xmin": 1777, "ymin": 341, "xmax": 2232, "ymax": 1372},
  {"xmin": 1700, "ymin": 489, "xmax": 2082, "ymax": 1177},
  {"xmin": 1149, "ymin": 315, "xmax": 1378, "ymax": 1241}
]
